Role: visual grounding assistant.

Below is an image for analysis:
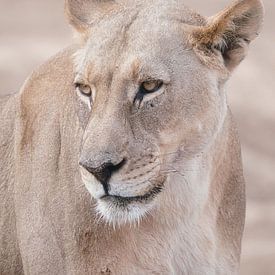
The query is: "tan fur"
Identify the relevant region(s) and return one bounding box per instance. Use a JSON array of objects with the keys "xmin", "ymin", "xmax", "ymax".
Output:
[
  {"xmin": 0, "ymin": 0, "xmax": 263, "ymax": 274},
  {"xmin": 190, "ymin": 0, "xmax": 264, "ymax": 71}
]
